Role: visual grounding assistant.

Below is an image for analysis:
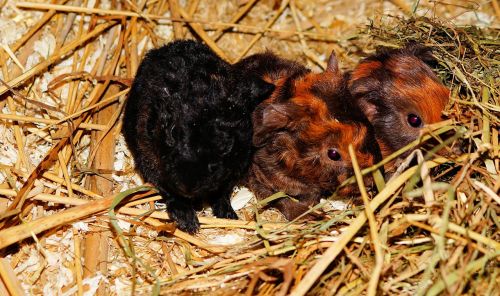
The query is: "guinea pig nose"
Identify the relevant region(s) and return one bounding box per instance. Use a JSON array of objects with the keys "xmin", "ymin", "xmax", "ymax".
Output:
[
  {"xmin": 408, "ymin": 114, "xmax": 423, "ymax": 128},
  {"xmin": 327, "ymin": 148, "xmax": 341, "ymax": 161}
]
